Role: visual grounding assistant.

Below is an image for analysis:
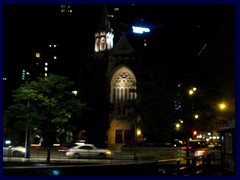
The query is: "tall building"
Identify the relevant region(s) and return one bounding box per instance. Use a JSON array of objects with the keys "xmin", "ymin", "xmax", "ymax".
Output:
[{"xmin": 33, "ymin": 42, "xmax": 60, "ymax": 79}]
